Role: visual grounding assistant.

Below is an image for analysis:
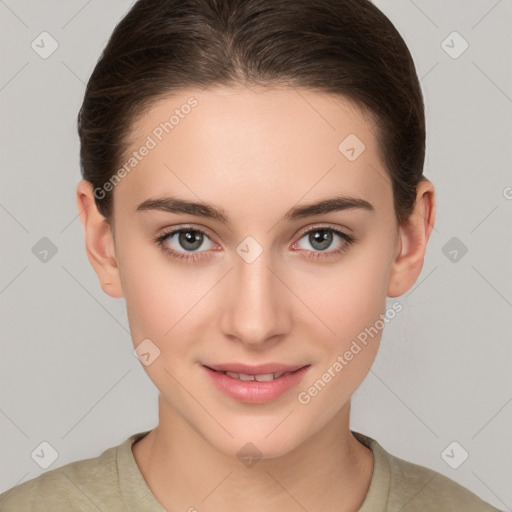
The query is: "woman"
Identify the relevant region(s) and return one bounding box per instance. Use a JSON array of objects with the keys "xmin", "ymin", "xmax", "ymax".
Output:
[{"xmin": 0, "ymin": 0, "xmax": 501, "ymax": 510}]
